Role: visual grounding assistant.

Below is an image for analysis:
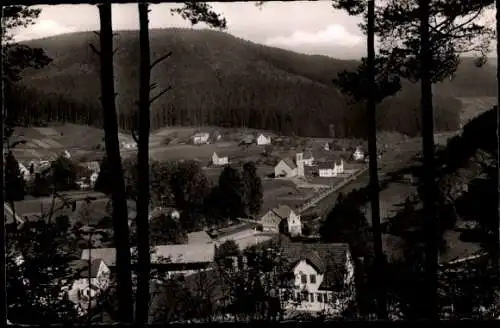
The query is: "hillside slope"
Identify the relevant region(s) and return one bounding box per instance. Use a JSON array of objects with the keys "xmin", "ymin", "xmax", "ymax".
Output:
[{"xmin": 8, "ymin": 28, "xmax": 496, "ymax": 138}]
